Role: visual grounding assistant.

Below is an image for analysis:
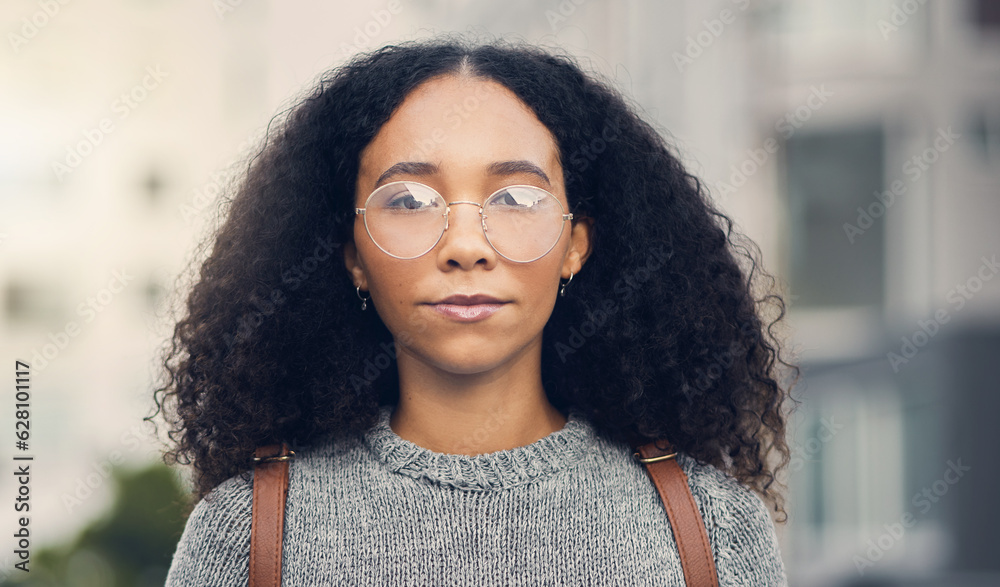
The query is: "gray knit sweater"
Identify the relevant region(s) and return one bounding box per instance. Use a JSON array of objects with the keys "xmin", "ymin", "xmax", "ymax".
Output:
[{"xmin": 165, "ymin": 405, "xmax": 787, "ymax": 586}]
